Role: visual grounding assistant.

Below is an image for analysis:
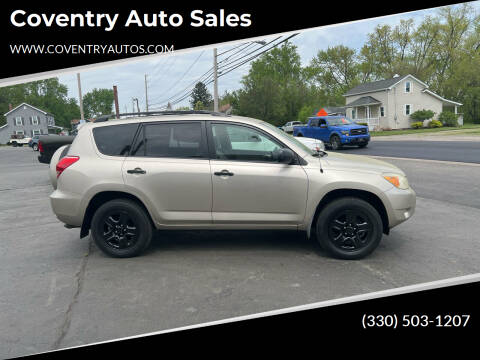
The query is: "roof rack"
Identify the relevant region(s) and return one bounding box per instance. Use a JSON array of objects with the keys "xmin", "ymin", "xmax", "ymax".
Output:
[{"xmin": 94, "ymin": 110, "xmax": 229, "ymax": 122}]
